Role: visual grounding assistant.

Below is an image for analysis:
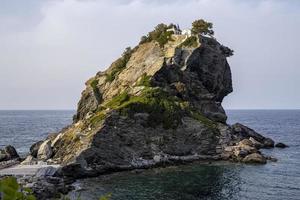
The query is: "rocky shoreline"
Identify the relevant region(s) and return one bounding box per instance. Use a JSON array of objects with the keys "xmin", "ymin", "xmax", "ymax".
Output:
[{"xmin": 0, "ymin": 122, "xmax": 288, "ymax": 199}]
